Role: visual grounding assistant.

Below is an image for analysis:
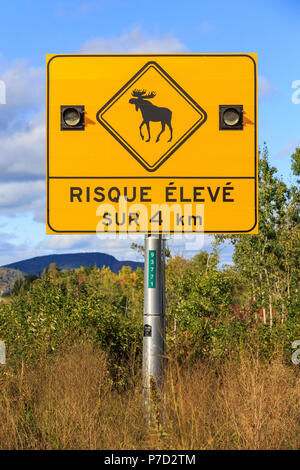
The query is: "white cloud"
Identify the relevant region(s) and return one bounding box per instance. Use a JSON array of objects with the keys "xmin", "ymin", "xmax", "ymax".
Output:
[
  {"xmin": 0, "ymin": 180, "xmax": 45, "ymax": 223},
  {"xmin": 0, "ymin": 112, "xmax": 45, "ymax": 182},
  {"xmin": 0, "ymin": 61, "xmax": 46, "ymax": 200},
  {"xmin": 0, "ymin": 239, "xmax": 39, "ymax": 266},
  {"xmin": 258, "ymin": 75, "xmax": 276, "ymax": 100},
  {"xmin": 80, "ymin": 27, "xmax": 186, "ymax": 54},
  {"xmin": 276, "ymin": 138, "xmax": 300, "ymax": 158},
  {"xmin": 0, "ymin": 60, "xmax": 45, "ymax": 136},
  {"xmin": 0, "ymin": 59, "xmax": 44, "ymax": 110},
  {"xmin": 37, "ymin": 233, "xmax": 145, "ymax": 261}
]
